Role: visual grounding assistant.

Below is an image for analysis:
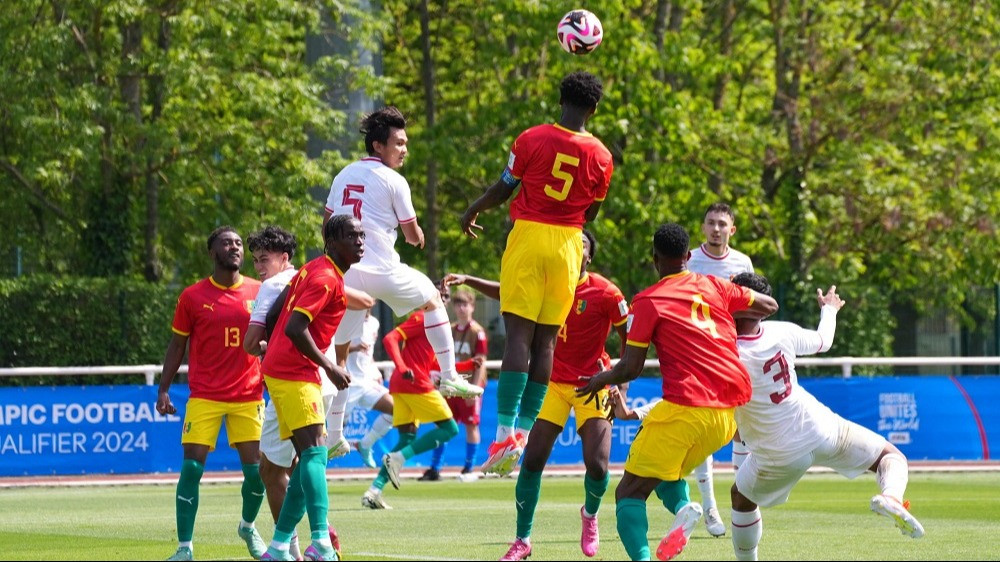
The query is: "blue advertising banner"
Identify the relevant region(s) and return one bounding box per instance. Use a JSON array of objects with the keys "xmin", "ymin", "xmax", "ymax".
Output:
[{"xmin": 1, "ymin": 375, "xmax": 997, "ymax": 476}]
